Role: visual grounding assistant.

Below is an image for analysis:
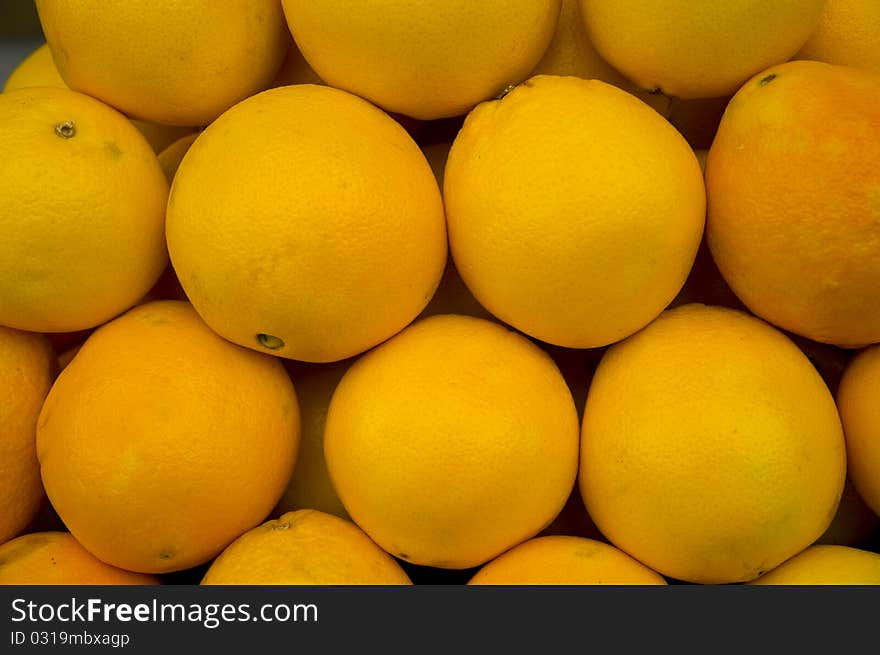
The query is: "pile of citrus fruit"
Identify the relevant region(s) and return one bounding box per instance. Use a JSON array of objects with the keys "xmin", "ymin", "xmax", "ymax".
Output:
[{"xmin": 1, "ymin": 0, "xmax": 879, "ymax": 586}]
